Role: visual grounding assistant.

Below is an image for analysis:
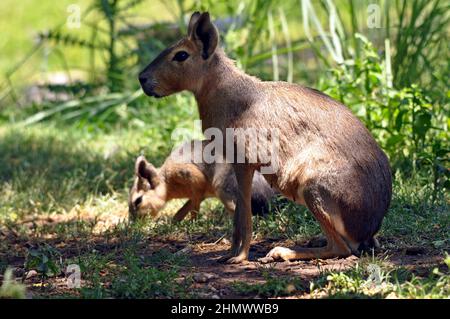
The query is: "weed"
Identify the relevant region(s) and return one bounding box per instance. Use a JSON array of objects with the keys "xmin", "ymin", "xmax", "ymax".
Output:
[
  {"xmin": 0, "ymin": 268, "xmax": 27, "ymax": 299},
  {"xmin": 232, "ymin": 269, "xmax": 307, "ymax": 298}
]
